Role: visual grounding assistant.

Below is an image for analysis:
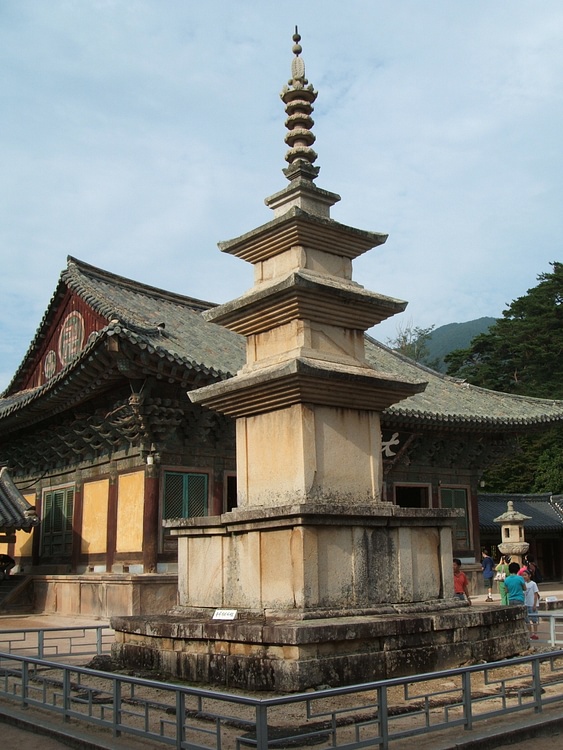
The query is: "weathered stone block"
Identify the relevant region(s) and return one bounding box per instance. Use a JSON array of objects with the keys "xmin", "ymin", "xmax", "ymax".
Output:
[{"xmin": 112, "ymin": 604, "xmax": 531, "ymax": 692}]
